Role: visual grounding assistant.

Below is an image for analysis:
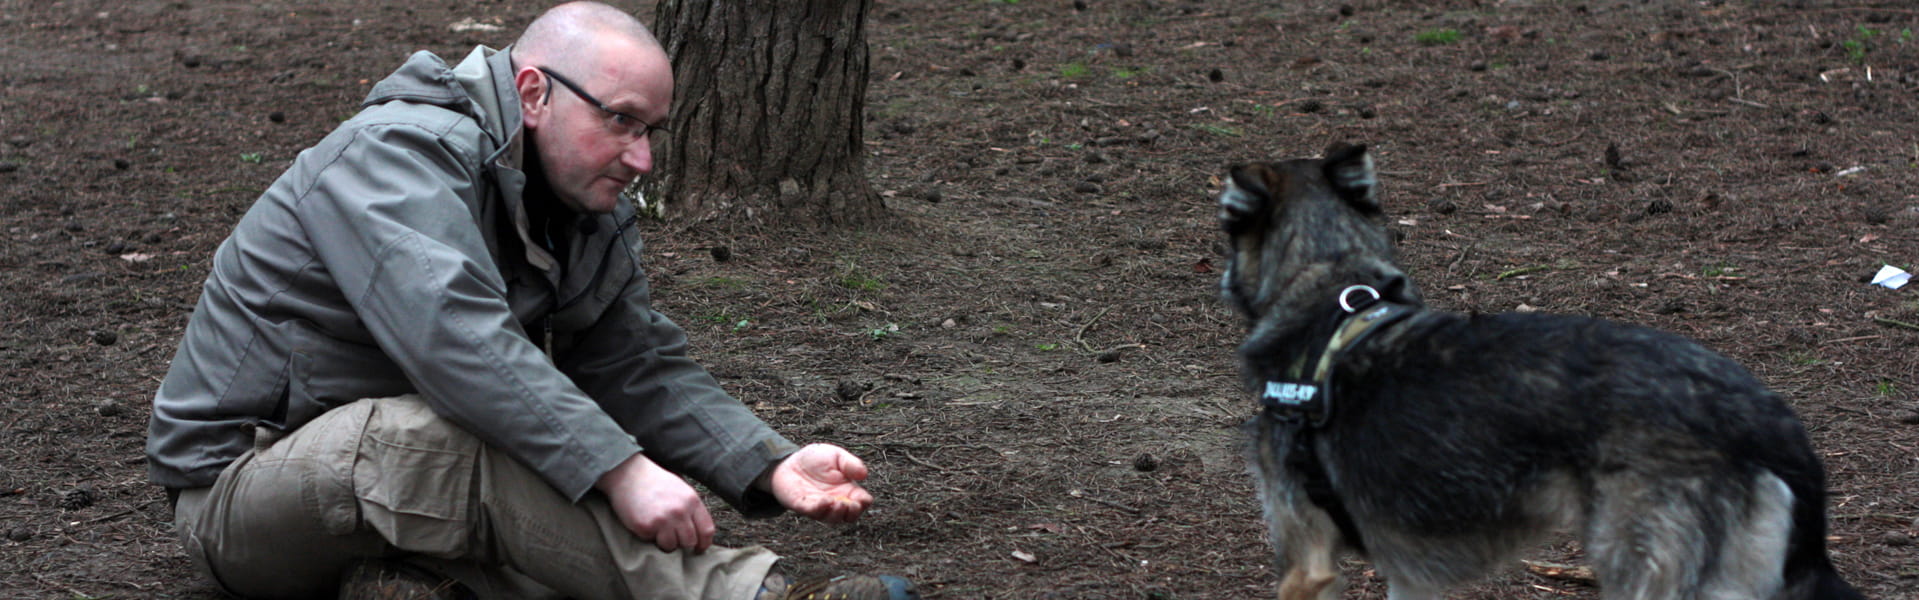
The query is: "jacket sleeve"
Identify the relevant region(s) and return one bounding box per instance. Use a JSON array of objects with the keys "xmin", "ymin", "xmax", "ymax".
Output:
[
  {"xmin": 294, "ymin": 120, "xmax": 638, "ymax": 502},
  {"xmin": 557, "ymin": 230, "xmax": 799, "ymax": 518}
]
